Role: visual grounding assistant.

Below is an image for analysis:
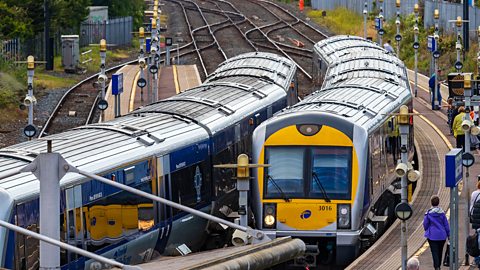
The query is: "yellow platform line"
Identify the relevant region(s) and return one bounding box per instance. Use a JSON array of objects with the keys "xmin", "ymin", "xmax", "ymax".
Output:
[
  {"xmin": 173, "ymin": 65, "xmax": 180, "ymax": 94},
  {"xmin": 130, "ymin": 70, "xmax": 141, "ymax": 112},
  {"xmin": 408, "ymin": 97, "xmax": 454, "ymax": 262}
]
